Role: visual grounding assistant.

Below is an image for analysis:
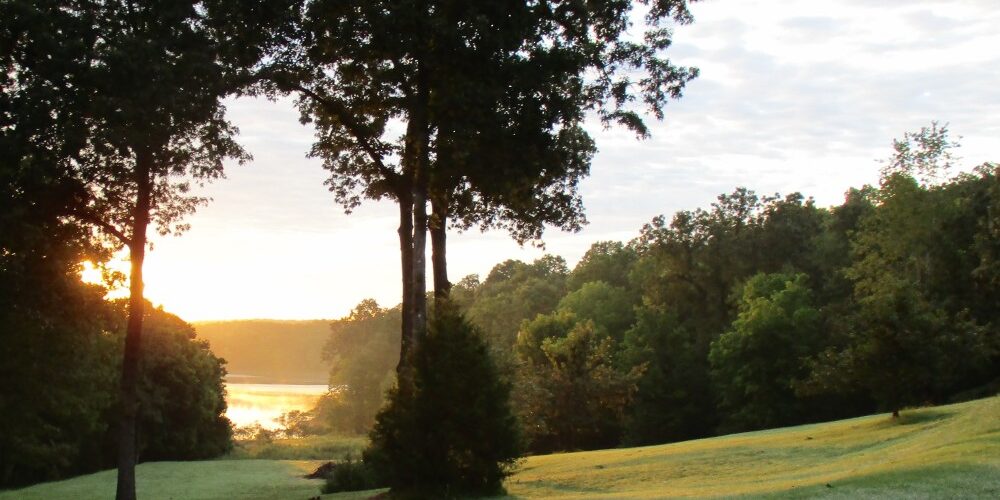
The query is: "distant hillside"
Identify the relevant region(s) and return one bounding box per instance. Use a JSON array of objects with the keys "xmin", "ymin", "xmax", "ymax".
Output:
[{"xmin": 195, "ymin": 320, "xmax": 331, "ymax": 385}]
